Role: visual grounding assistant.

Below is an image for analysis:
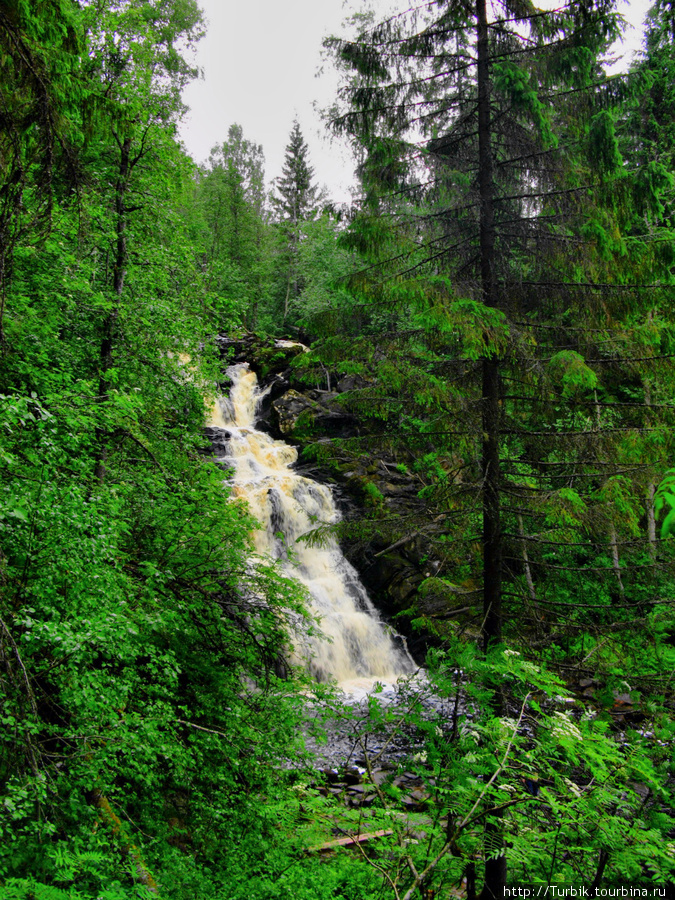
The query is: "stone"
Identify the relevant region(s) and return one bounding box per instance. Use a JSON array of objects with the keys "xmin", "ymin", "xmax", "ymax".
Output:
[
  {"xmin": 371, "ymin": 770, "xmax": 391, "ymax": 786},
  {"xmin": 336, "ymin": 374, "xmax": 369, "ymax": 392},
  {"xmin": 401, "ymin": 793, "xmax": 429, "ymax": 811},
  {"xmin": 273, "ymin": 390, "xmax": 356, "ymax": 439},
  {"xmin": 343, "ymin": 765, "xmax": 365, "ymax": 785}
]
